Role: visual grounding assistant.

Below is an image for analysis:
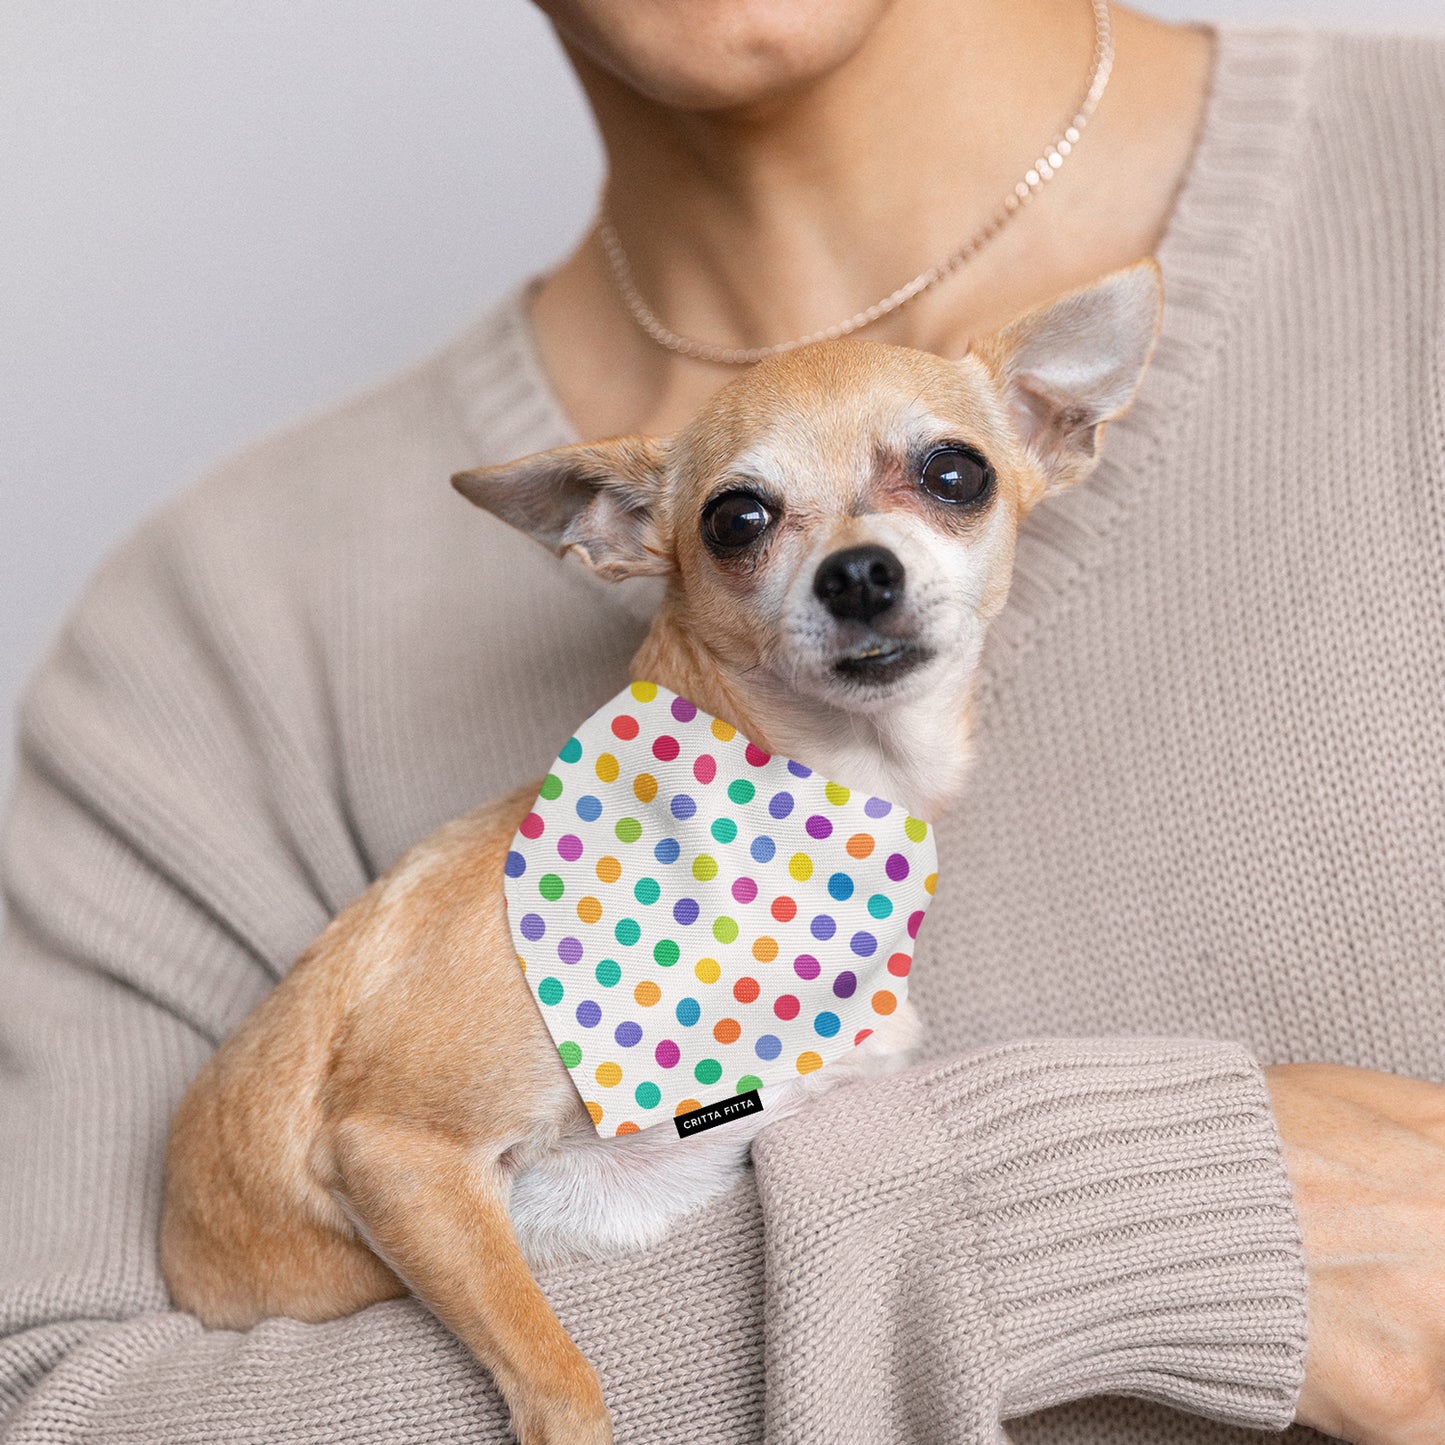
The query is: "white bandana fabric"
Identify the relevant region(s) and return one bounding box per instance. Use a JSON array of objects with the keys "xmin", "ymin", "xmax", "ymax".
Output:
[{"xmin": 505, "ymin": 681, "xmax": 938, "ymax": 1137}]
